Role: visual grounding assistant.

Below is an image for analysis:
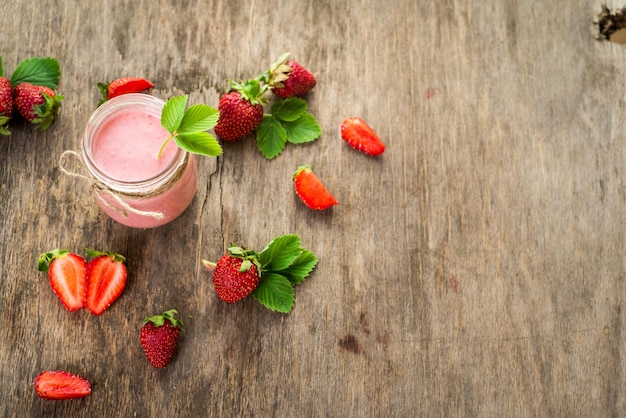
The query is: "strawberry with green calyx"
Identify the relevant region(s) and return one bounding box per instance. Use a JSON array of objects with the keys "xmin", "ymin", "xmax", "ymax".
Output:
[
  {"xmin": 341, "ymin": 117, "xmax": 386, "ymax": 156},
  {"xmin": 293, "ymin": 165, "xmax": 339, "ymax": 210},
  {"xmin": 38, "ymin": 249, "xmax": 88, "ymax": 312},
  {"xmin": 0, "ymin": 58, "xmax": 12, "ymax": 136},
  {"xmin": 13, "ymin": 83, "xmax": 63, "ymax": 131},
  {"xmin": 0, "ymin": 80, "xmax": 12, "ymax": 136},
  {"xmin": 158, "ymin": 94, "xmax": 221, "ymax": 158},
  {"xmin": 34, "ymin": 370, "xmax": 91, "ymax": 400},
  {"xmin": 263, "ymin": 52, "xmax": 317, "ymax": 99},
  {"xmin": 140, "ymin": 309, "xmax": 183, "ymax": 368},
  {"xmin": 97, "ymin": 77, "xmax": 155, "ymax": 106},
  {"xmin": 204, "ymin": 245, "xmax": 262, "ymax": 303},
  {"xmin": 203, "ymin": 234, "xmax": 318, "ymax": 313},
  {"xmin": 85, "ymin": 249, "xmax": 127, "ymax": 315},
  {"xmin": 214, "ymin": 78, "xmax": 267, "ymax": 142}
]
